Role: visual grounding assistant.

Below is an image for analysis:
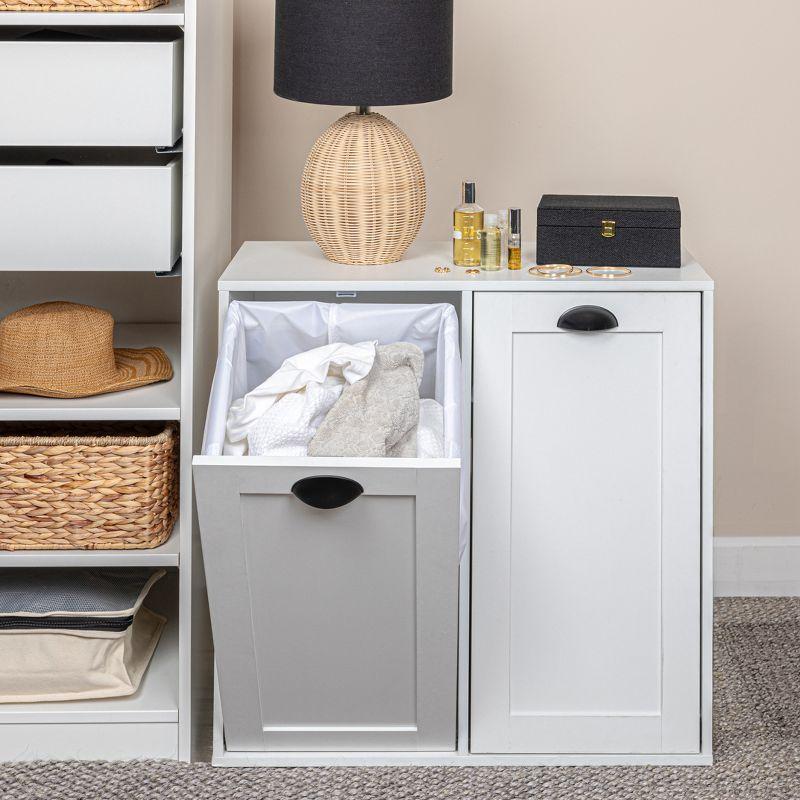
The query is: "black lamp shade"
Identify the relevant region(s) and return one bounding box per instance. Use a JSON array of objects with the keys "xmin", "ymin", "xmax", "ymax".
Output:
[{"xmin": 274, "ymin": 0, "xmax": 453, "ymax": 107}]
